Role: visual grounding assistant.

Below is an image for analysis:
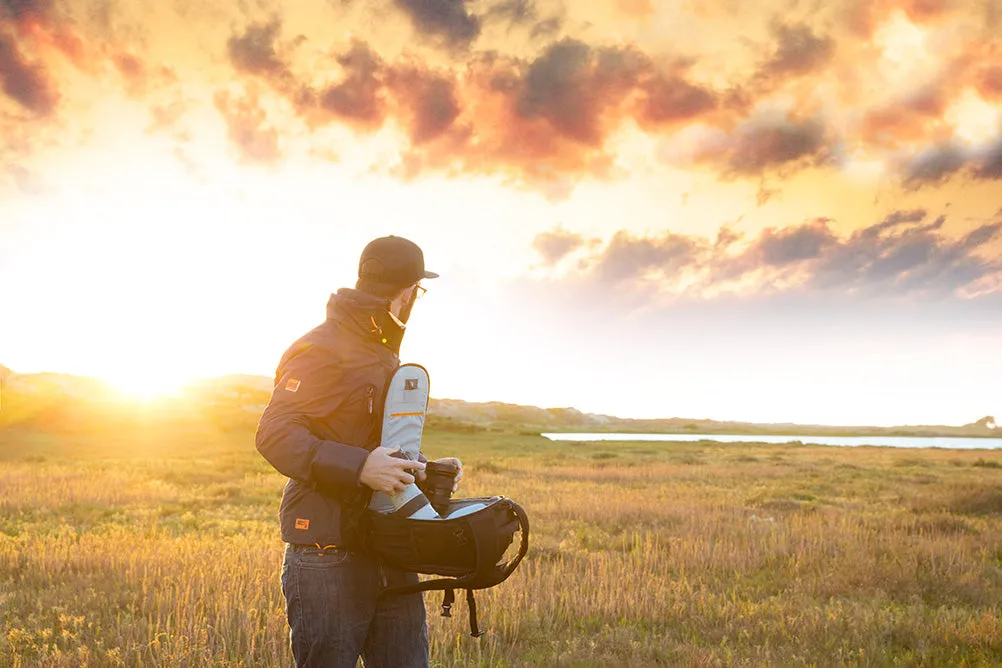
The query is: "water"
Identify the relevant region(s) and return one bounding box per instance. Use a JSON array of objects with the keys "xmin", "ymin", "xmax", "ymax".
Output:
[{"xmin": 541, "ymin": 432, "xmax": 1002, "ymax": 450}]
